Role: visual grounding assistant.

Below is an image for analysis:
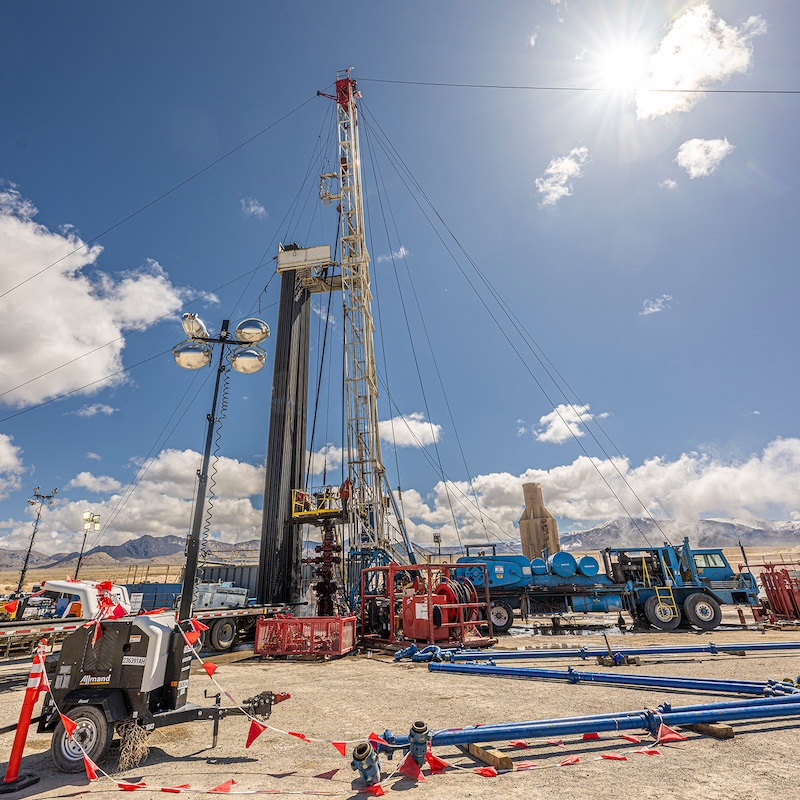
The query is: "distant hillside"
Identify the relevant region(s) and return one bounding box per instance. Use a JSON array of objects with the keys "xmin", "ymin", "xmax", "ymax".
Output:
[
  {"xmin": 561, "ymin": 518, "xmax": 800, "ymax": 551},
  {"xmin": 1, "ymin": 519, "xmax": 797, "ymax": 570},
  {"xmin": 0, "ymin": 547, "xmax": 53, "ymax": 570}
]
